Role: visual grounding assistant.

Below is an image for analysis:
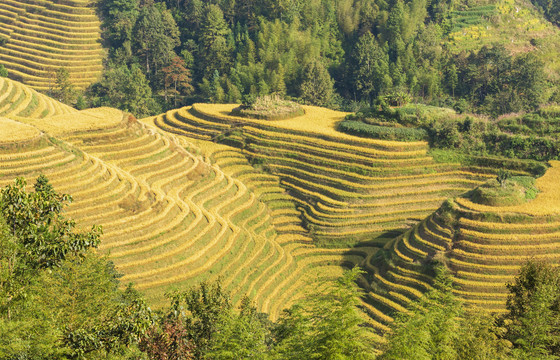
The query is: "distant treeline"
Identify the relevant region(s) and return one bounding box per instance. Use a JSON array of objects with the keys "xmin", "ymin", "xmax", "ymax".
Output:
[{"xmin": 82, "ymin": 0, "xmax": 557, "ymax": 117}]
